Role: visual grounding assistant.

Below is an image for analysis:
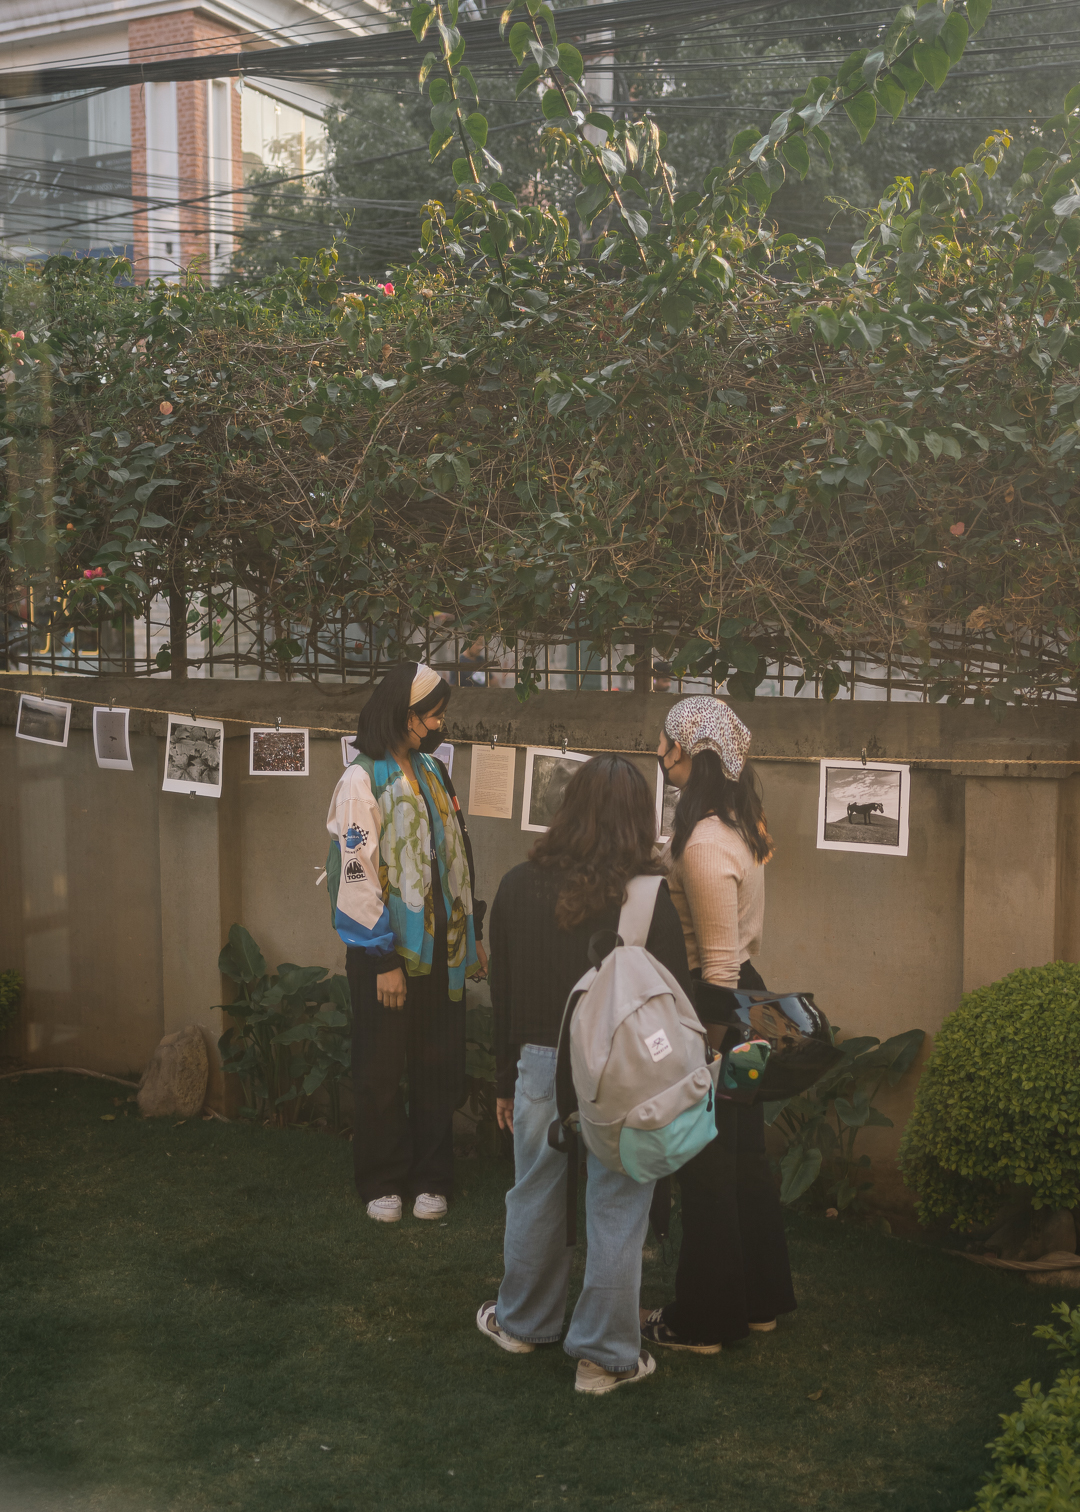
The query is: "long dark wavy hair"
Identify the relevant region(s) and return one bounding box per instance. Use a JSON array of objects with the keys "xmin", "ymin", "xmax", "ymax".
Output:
[
  {"xmin": 668, "ymin": 748, "xmax": 774, "ymax": 865},
  {"xmin": 354, "ymin": 662, "xmax": 451, "ymax": 760},
  {"xmin": 529, "ymin": 755, "xmax": 662, "ymax": 930}
]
